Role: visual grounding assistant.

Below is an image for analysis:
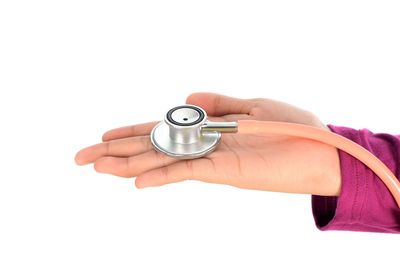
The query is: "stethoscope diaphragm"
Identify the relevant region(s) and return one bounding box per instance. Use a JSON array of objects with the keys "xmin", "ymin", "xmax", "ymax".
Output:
[{"xmin": 150, "ymin": 105, "xmax": 237, "ymax": 159}]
